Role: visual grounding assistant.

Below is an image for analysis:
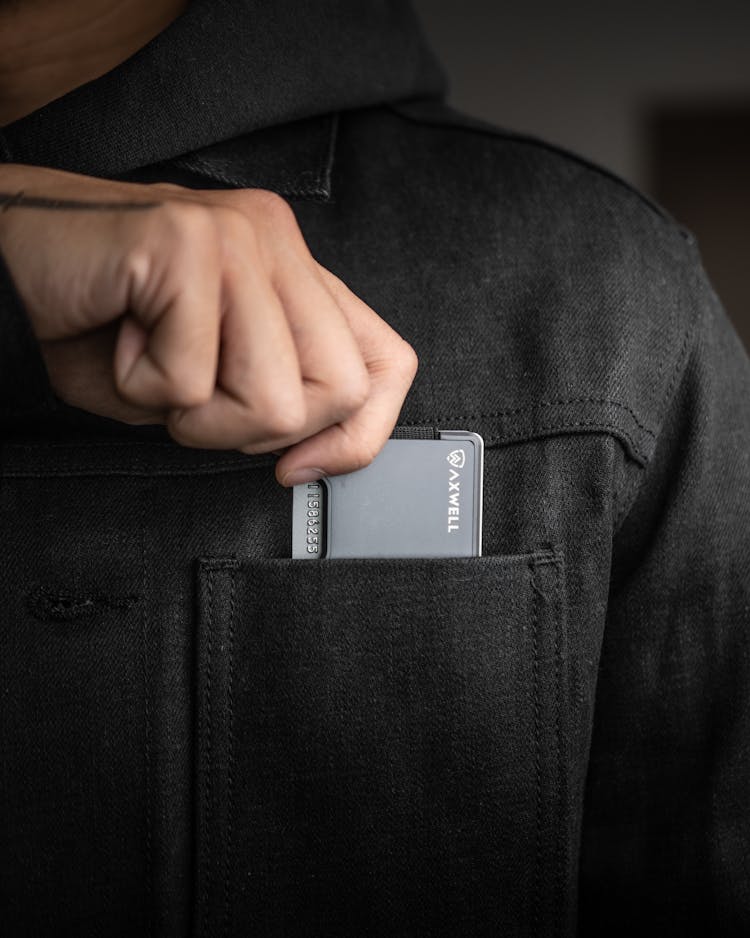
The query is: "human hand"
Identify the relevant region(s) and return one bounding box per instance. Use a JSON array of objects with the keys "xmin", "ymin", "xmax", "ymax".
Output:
[{"xmin": 0, "ymin": 164, "xmax": 418, "ymax": 485}]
